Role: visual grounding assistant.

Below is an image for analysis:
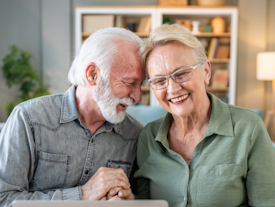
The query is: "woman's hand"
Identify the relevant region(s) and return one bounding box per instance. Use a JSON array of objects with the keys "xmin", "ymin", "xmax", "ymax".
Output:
[{"xmin": 106, "ymin": 186, "xmax": 135, "ymax": 200}]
